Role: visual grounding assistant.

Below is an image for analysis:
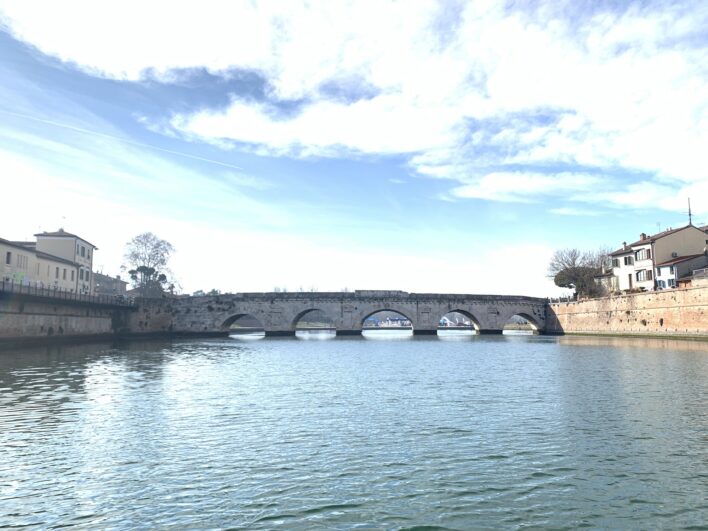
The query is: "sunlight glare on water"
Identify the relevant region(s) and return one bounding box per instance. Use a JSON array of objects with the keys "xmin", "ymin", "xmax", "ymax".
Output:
[{"xmin": 1, "ymin": 335, "xmax": 707, "ymax": 529}]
